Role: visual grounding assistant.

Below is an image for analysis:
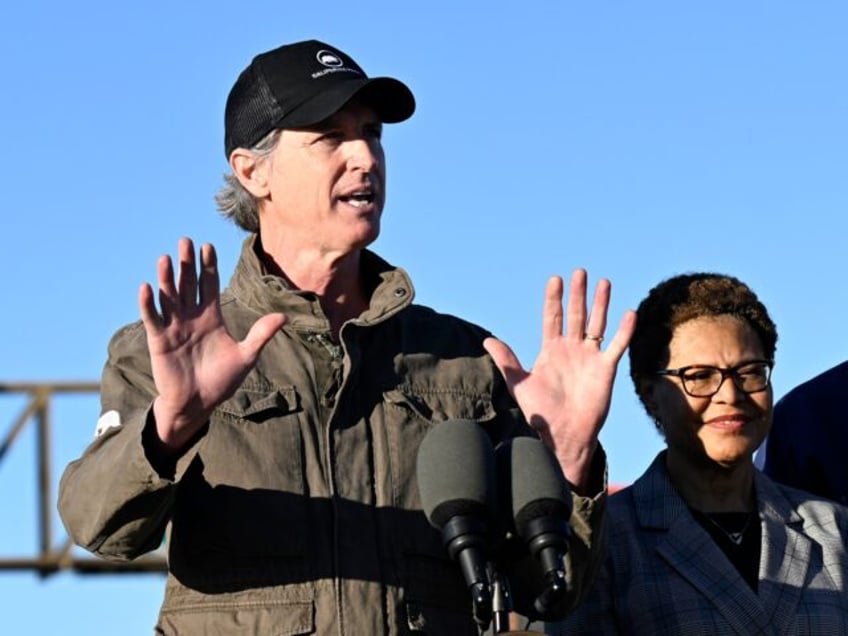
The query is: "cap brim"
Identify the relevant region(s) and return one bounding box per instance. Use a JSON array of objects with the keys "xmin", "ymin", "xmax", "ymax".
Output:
[{"xmin": 275, "ymin": 77, "xmax": 415, "ymax": 128}]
